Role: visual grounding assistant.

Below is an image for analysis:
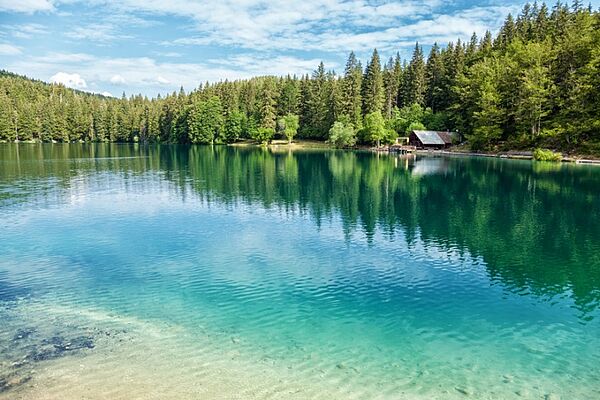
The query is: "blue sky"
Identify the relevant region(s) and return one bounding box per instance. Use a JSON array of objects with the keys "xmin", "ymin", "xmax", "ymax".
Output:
[{"xmin": 0, "ymin": 0, "xmax": 593, "ymax": 97}]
